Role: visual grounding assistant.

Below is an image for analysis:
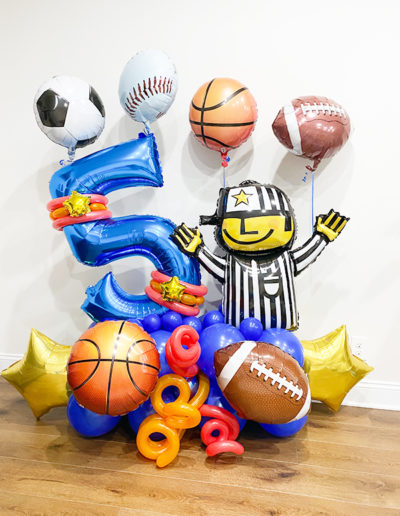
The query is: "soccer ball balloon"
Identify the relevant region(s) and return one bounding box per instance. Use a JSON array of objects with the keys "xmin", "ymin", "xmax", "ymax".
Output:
[{"xmin": 33, "ymin": 75, "xmax": 105, "ymax": 157}]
